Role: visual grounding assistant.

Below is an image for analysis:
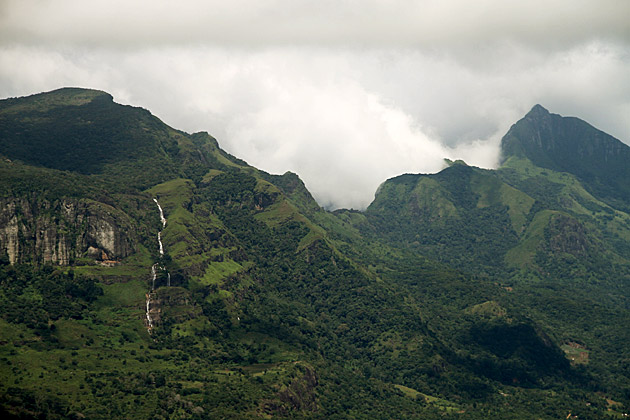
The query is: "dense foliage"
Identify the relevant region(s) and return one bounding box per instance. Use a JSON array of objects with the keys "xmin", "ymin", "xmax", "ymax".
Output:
[{"xmin": 0, "ymin": 264, "xmax": 102, "ymax": 330}]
